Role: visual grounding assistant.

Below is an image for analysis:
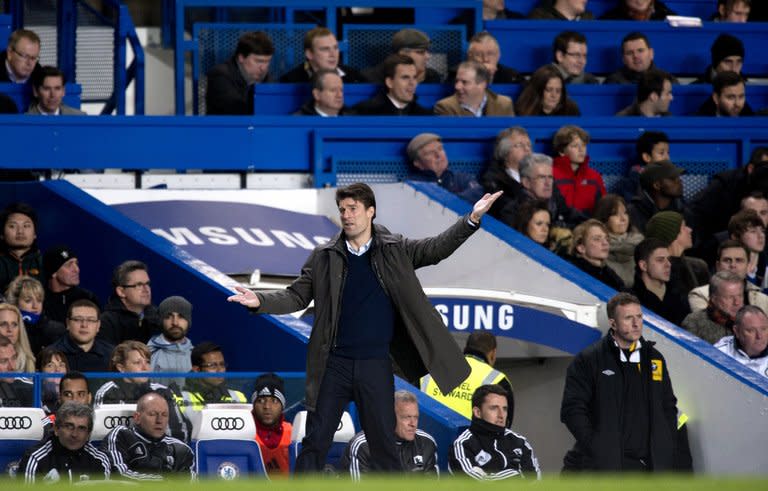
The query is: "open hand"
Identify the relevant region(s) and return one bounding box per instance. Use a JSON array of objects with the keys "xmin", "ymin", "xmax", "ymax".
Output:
[
  {"xmin": 227, "ymin": 285, "xmax": 261, "ymax": 308},
  {"xmin": 470, "ymin": 191, "xmax": 503, "ymax": 223}
]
